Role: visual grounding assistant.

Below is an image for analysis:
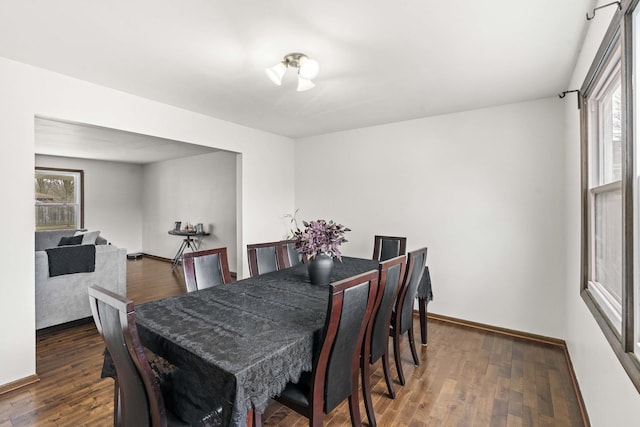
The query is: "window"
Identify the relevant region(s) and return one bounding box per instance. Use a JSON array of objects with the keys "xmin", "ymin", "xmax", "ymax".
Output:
[
  {"xmin": 581, "ymin": 0, "xmax": 640, "ymax": 391},
  {"xmin": 35, "ymin": 168, "xmax": 84, "ymax": 230},
  {"xmin": 586, "ymin": 43, "xmax": 623, "ymax": 334}
]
